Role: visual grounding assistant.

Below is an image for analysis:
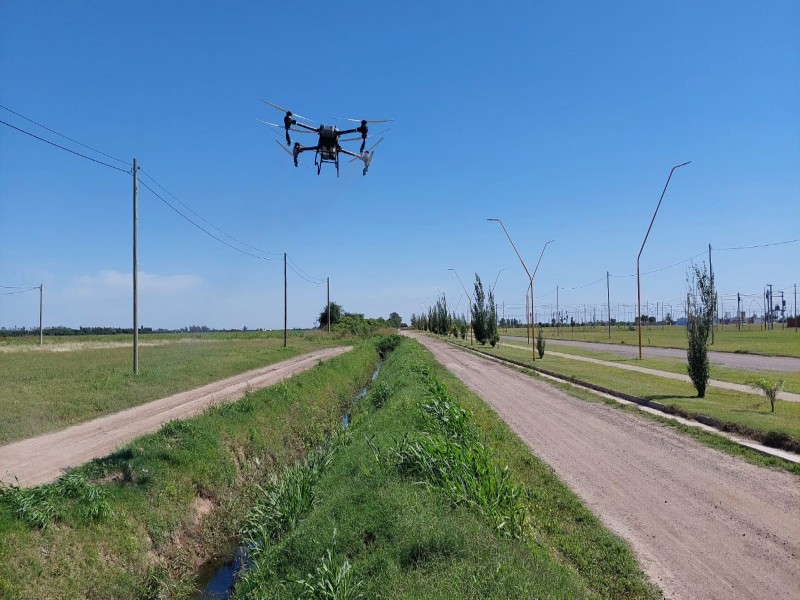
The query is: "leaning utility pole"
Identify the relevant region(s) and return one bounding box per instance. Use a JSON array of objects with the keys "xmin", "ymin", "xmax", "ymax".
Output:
[
  {"xmin": 283, "ymin": 252, "xmax": 287, "ymax": 348},
  {"xmin": 133, "ymin": 158, "xmax": 139, "ymax": 374}
]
